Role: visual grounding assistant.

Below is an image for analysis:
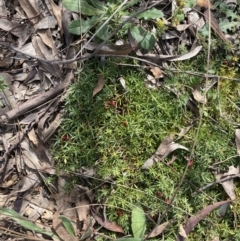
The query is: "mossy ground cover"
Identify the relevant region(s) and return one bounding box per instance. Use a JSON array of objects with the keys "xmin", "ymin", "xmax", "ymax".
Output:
[{"xmin": 53, "ymin": 48, "xmax": 240, "ymax": 240}]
